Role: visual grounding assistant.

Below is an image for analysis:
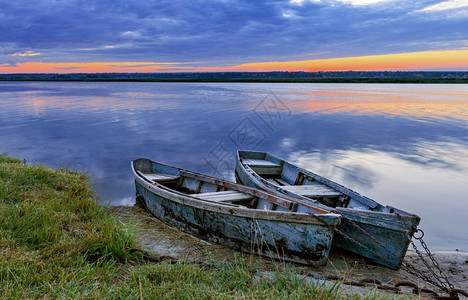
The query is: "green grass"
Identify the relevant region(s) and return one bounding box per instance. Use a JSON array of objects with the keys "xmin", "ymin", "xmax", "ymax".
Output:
[{"xmin": 0, "ymin": 152, "xmax": 389, "ymax": 299}]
